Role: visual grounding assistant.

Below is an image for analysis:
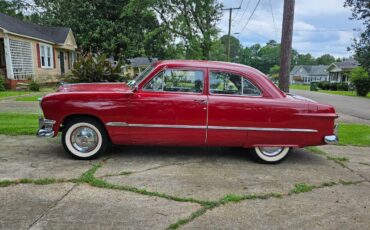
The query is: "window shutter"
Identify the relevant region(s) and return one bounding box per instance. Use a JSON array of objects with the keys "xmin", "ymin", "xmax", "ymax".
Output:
[
  {"xmin": 36, "ymin": 43, "xmax": 41, "ymax": 68},
  {"xmin": 53, "ymin": 48, "xmax": 56, "ymax": 69}
]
